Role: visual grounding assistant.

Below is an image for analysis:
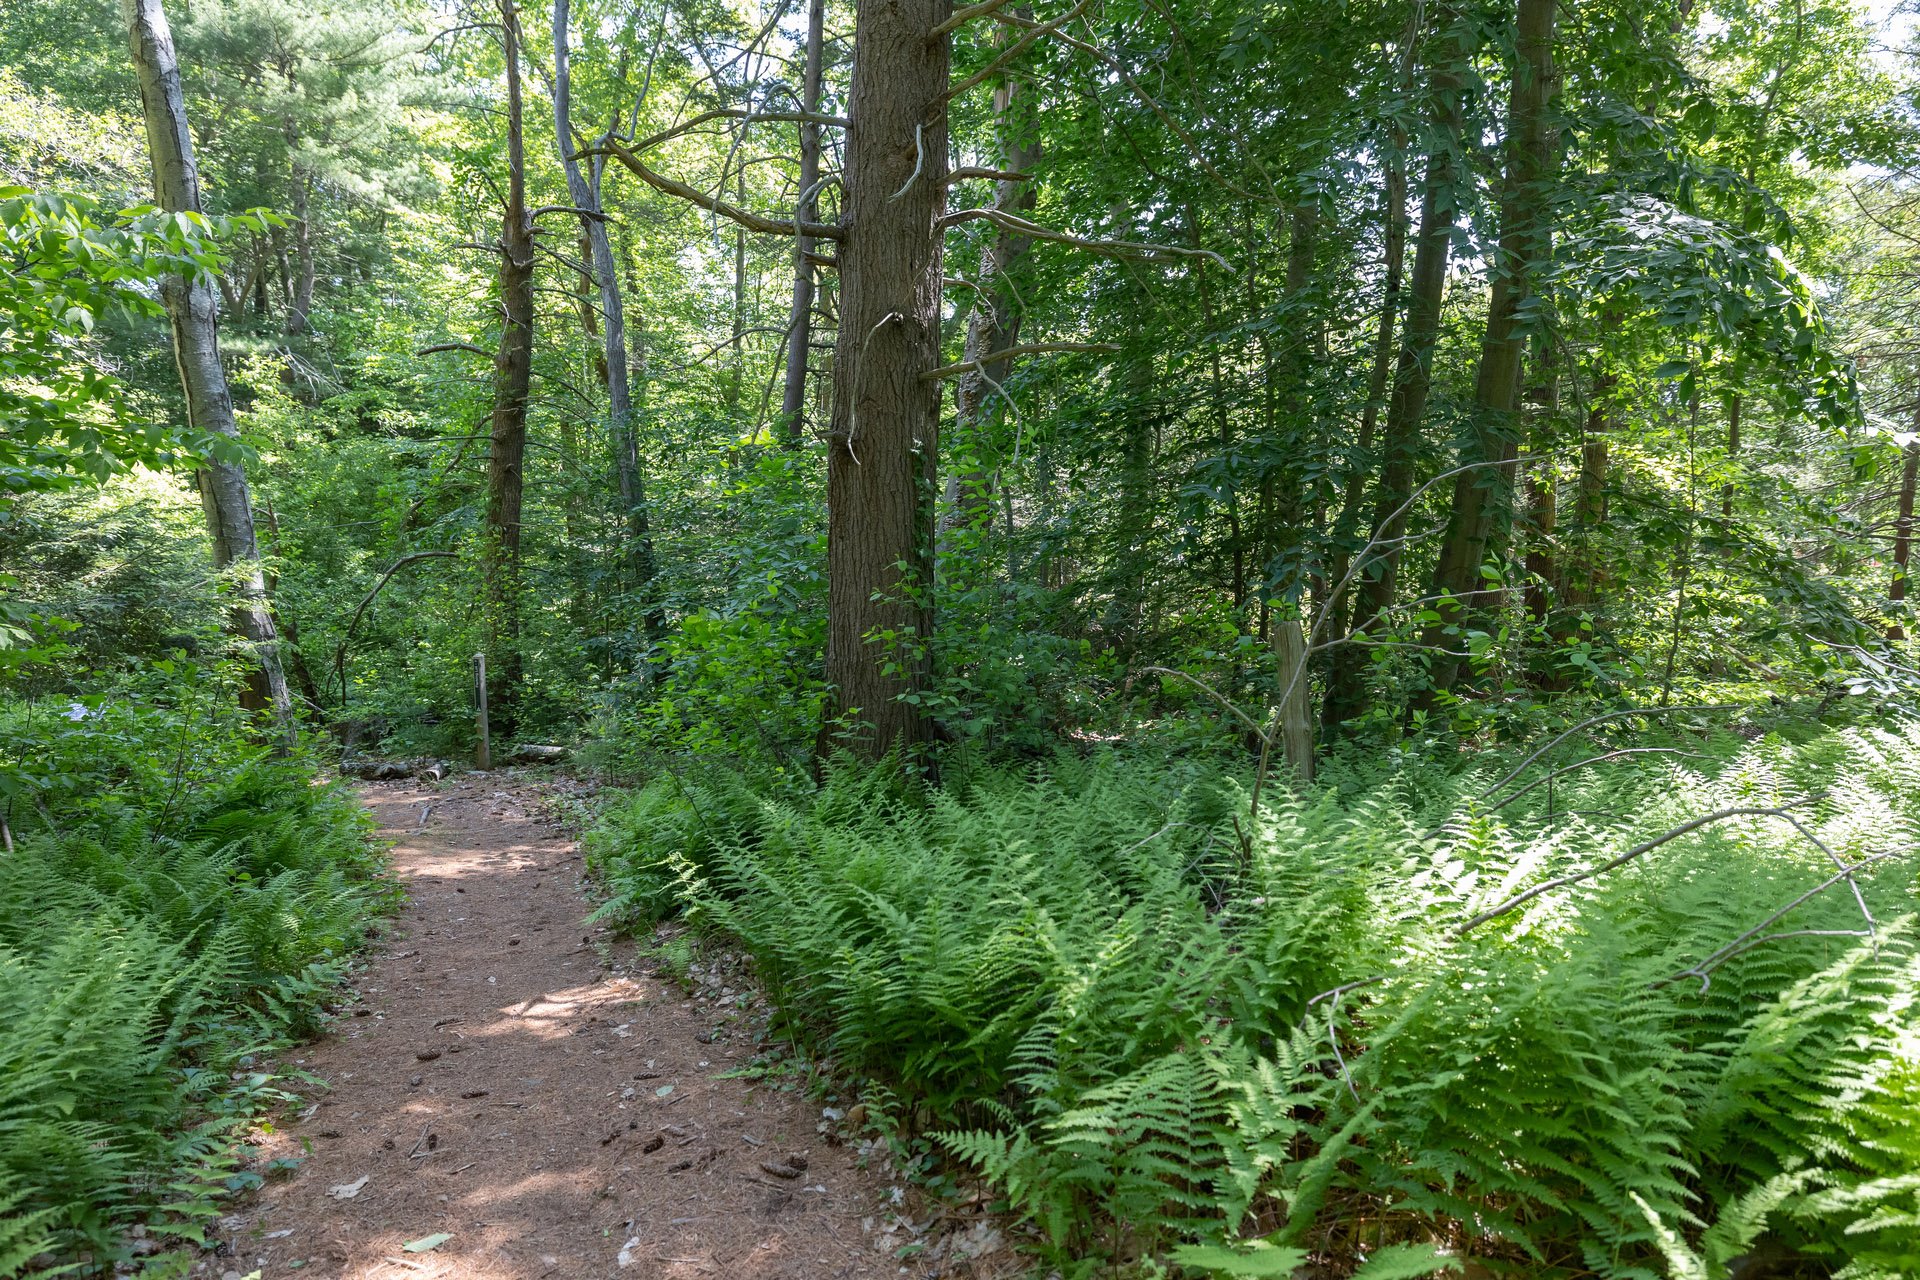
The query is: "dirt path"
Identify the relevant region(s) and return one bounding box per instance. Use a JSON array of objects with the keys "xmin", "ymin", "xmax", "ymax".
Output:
[{"xmin": 217, "ymin": 777, "xmax": 914, "ymax": 1280}]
